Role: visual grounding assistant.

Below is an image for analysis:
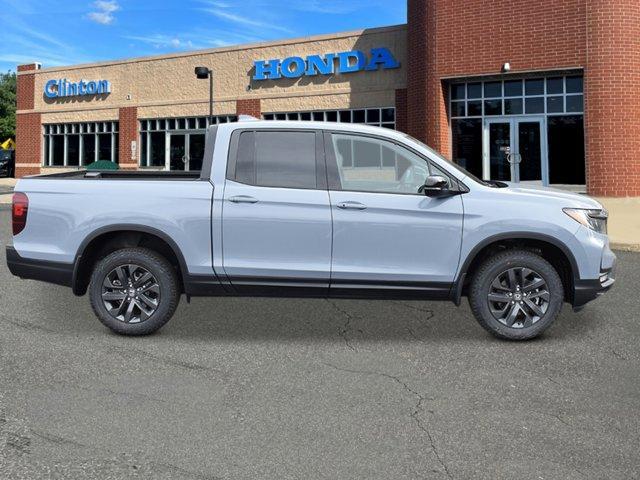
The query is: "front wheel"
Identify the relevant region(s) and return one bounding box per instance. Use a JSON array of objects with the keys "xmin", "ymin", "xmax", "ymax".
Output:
[
  {"xmin": 469, "ymin": 250, "xmax": 564, "ymax": 341},
  {"xmin": 89, "ymin": 247, "xmax": 180, "ymax": 335}
]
